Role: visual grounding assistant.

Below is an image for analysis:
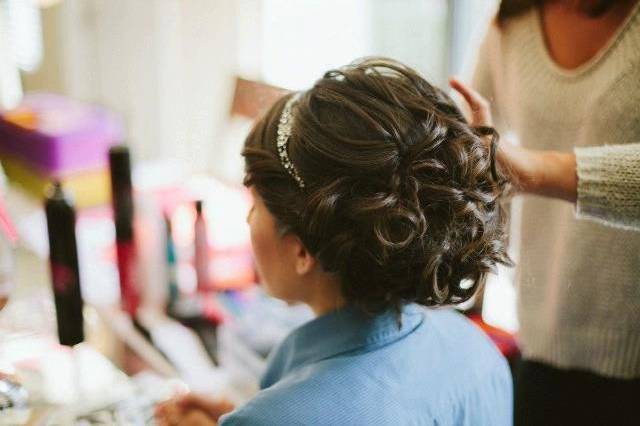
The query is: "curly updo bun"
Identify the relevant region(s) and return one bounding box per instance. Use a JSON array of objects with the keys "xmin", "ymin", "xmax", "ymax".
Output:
[{"xmin": 243, "ymin": 57, "xmax": 512, "ymax": 313}]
